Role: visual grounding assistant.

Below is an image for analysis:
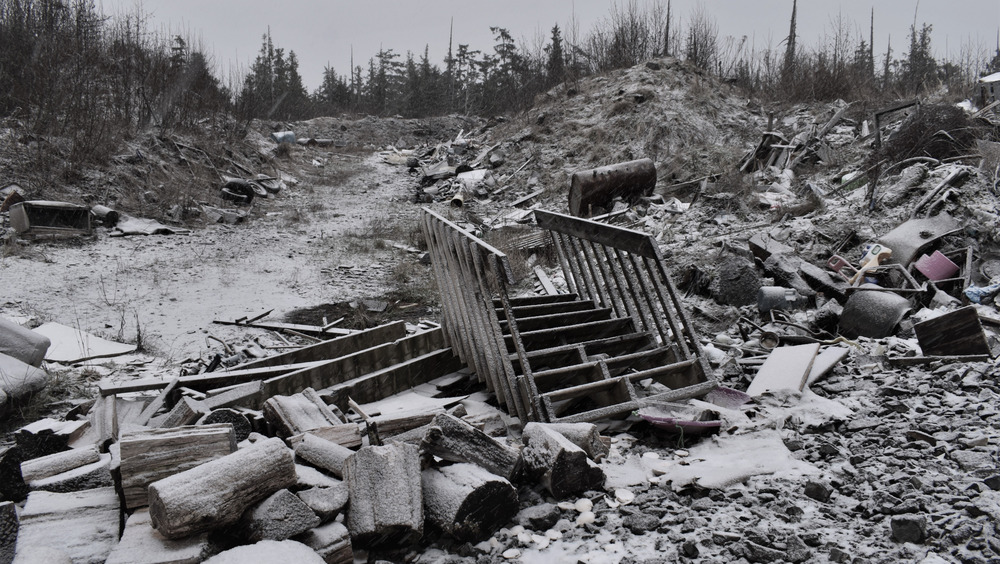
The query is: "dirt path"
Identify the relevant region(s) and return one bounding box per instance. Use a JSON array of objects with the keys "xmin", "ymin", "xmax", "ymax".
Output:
[{"xmin": 1, "ymin": 149, "xmax": 428, "ymax": 373}]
